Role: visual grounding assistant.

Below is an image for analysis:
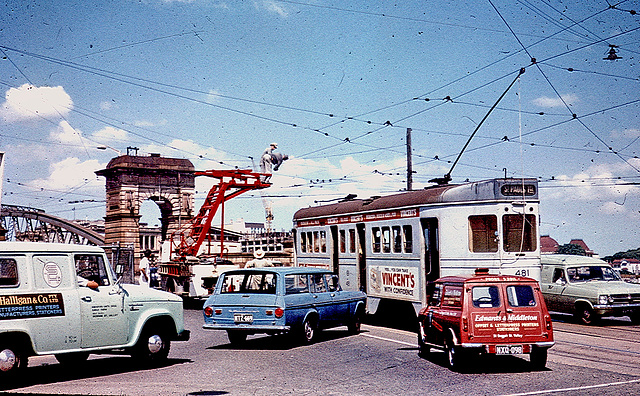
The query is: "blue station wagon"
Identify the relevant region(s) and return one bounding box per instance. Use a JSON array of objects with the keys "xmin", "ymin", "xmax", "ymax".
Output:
[{"xmin": 202, "ymin": 267, "xmax": 367, "ymax": 344}]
